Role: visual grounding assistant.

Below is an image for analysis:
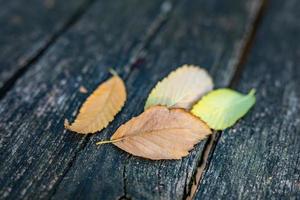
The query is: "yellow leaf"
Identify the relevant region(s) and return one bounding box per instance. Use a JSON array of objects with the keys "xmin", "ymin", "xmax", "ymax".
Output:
[
  {"xmin": 192, "ymin": 88, "xmax": 256, "ymax": 130},
  {"xmin": 145, "ymin": 65, "xmax": 213, "ymax": 110},
  {"xmin": 65, "ymin": 74, "xmax": 126, "ymax": 134},
  {"xmin": 97, "ymin": 106, "xmax": 212, "ymax": 160}
]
